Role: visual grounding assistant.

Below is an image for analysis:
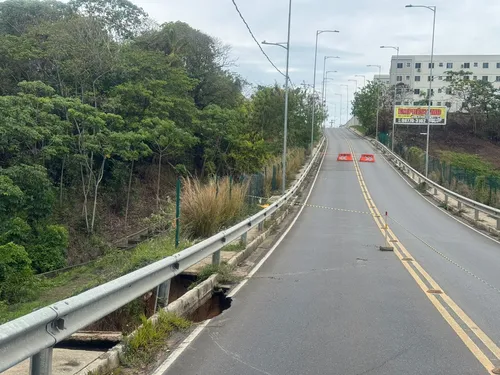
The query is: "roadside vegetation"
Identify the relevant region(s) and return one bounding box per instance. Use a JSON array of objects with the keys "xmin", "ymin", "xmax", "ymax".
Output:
[{"xmin": 0, "ymin": 0, "xmax": 326, "ymax": 315}]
